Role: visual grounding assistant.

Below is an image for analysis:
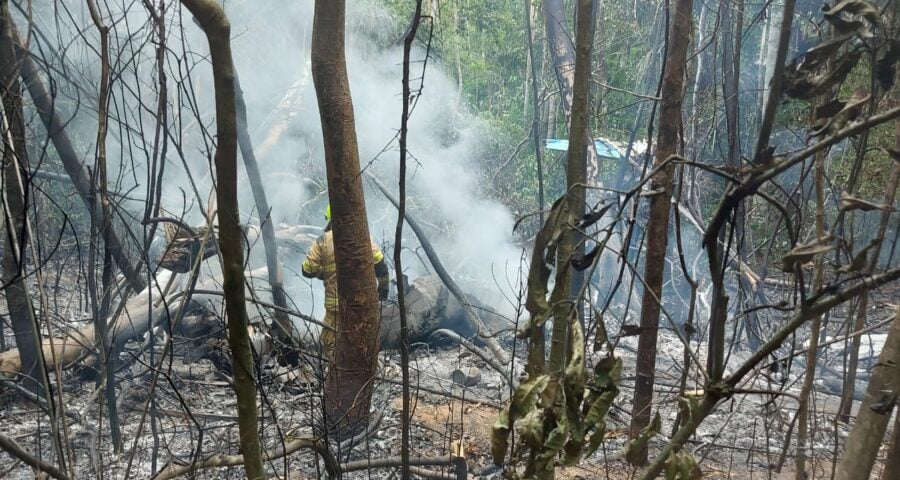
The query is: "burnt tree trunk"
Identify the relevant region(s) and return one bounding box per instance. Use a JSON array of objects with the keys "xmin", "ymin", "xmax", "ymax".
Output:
[
  {"xmin": 835, "ymin": 306, "xmax": 900, "ymax": 480},
  {"xmin": 311, "ymin": 0, "xmax": 383, "ymax": 435},
  {"xmin": 179, "ymin": 1, "xmax": 265, "ymax": 478},
  {"xmin": 233, "ymin": 76, "xmax": 293, "ymax": 349},
  {"xmin": 628, "ymin": 0, "xmax": 693, "ymax": 465},
  {"xmin": 0, "ymin": 0, "xmax": 46, "ymax": 400}
]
